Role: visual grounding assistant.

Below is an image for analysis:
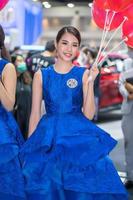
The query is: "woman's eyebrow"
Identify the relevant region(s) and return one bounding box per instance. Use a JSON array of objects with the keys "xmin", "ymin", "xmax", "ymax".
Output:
[
  {"xmin": 62, "ymin": 40, "xmax": 78, "ymax": 45},
  {"xmin": 73, "ymin": 42, "xmax": 78, "ymax": 45},
  {"xmin": 61, "ymin": 40, "xmax": 68, "ymax": 42}
]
